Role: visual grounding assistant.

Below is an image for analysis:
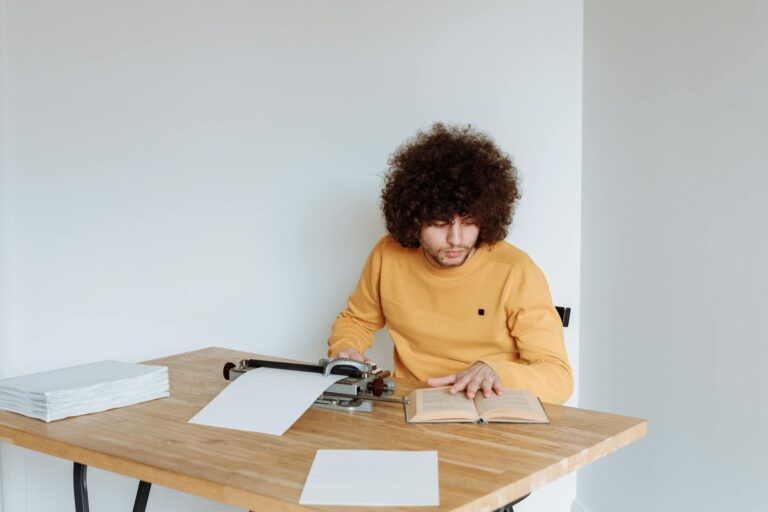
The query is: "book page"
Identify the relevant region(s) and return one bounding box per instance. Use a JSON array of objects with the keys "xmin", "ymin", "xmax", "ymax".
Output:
[
  {"xmin": 406, "ymin": 386, "xmax": 479, "ymax": 423},
  {"xmin": 473, "ymin": 389, "xmax": 548, "ymax": 423}
]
